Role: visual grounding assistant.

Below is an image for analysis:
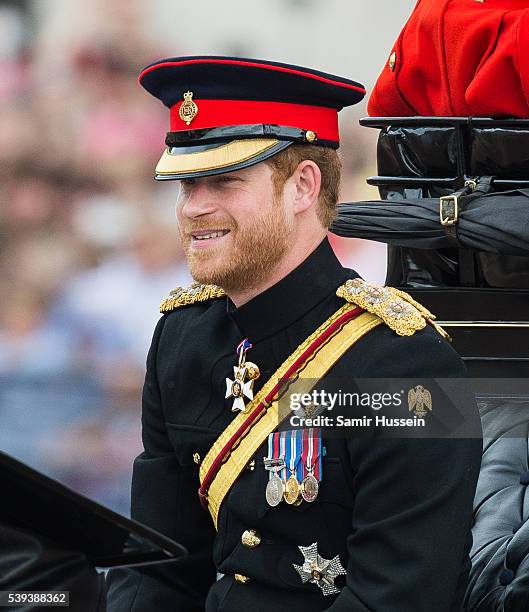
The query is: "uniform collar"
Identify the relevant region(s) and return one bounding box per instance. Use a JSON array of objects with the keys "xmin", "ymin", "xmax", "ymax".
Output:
[{"xmin": 226, "ymin": 237, "xmax": 352, "ymax": 342}]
